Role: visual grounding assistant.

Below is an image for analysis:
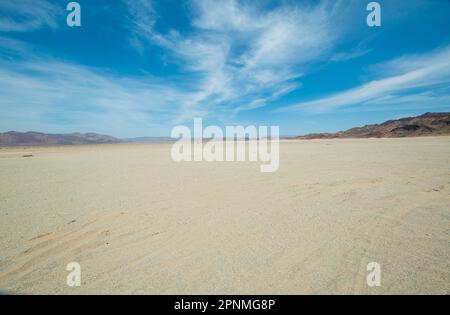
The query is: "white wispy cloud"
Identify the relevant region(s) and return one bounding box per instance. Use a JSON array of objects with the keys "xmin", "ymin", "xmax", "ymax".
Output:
[
  {"xmin": 124, "ymin": 0, "xmax": 349, "ymax": 121},
  {"xmin": 0, "ymin": 57, "xmax": 191, "ymax": 137},
  {"xmin": 330, "ymin": 49, "xmax": 370, "ymax": 62},
  {"xmin": 0, "ymin": 0, "xmax": 360, "ymax": 135},
  {"xmin": 0, "ymin": 0, "xmax": 60, "ymax": 32},
  {"xmin": 278, "ymin": 45, "xmax": 450, "ymax": 113}
]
